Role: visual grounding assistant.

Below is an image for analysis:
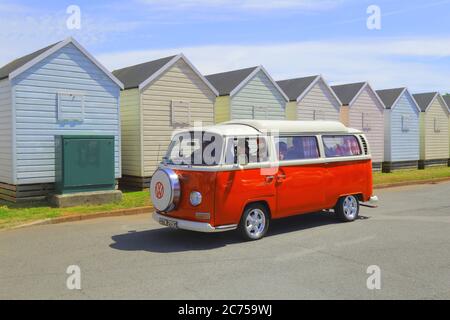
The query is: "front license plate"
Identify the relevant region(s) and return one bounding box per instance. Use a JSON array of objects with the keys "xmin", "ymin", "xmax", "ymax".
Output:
[{"xmin": 159, "ymin": 217, "xmax": 178, "ymax": 229}]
